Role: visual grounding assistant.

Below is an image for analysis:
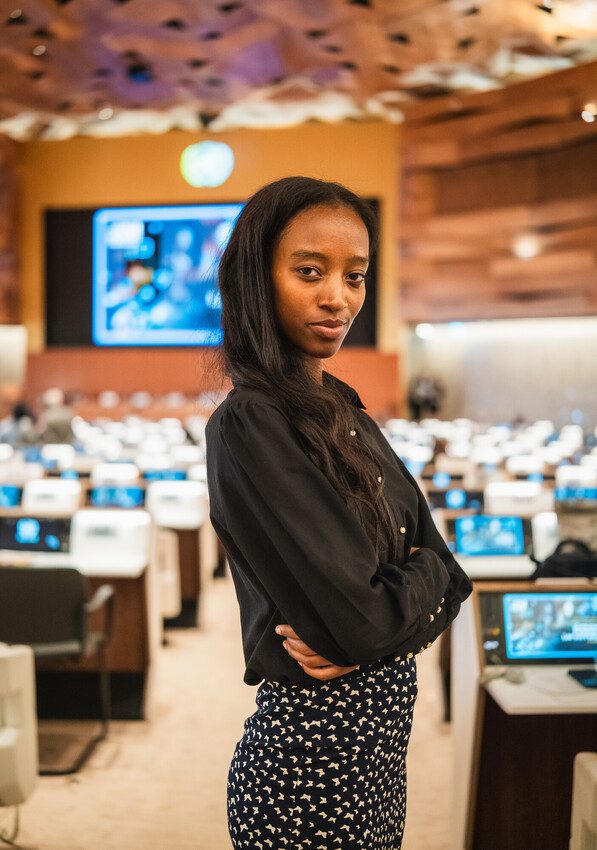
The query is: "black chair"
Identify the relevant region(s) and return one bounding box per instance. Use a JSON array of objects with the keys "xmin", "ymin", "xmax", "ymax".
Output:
[{"xmin": 0, "ymin": 567, "xmax": 115, "ymax": 775}]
